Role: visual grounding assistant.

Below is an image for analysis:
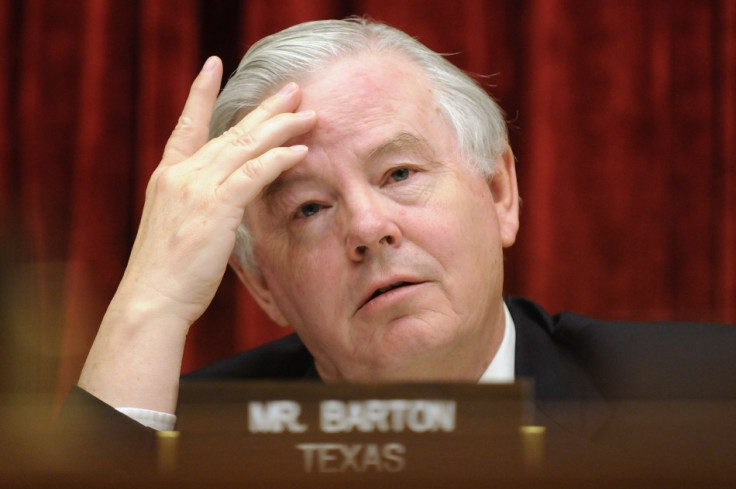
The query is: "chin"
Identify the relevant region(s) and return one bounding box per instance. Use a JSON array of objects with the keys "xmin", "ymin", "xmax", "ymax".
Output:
[
  {"xmin": 347, "ymin": 348, "xmax": 463, "ymax": 383},
  {"xmin": 318, "ymin": 322, "xmax": 464, "ymax": 382}
]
